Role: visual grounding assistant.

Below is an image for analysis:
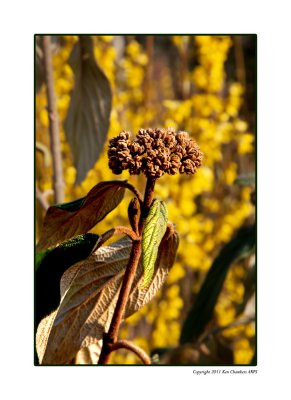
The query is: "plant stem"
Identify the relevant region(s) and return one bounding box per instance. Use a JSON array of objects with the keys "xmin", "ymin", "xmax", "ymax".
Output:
[
  {"xmin": 109, "ymin": 340, "xmax": 151, "ymax": 365},
  {"xmin": 98, "ymin": 178, "xmax": 156, "ymax": 365},
  {"xmin": 144, "ymin": 36, "xmax": 154, "ymax": 108},
  {"xmin": 179, "ymin": 36, "xmax": 189, "ymax": 100},
  {"xmin": 116, "ymin": 181, "xmax": 143, "ymax": 204},
  {"xmin": 144, "ymin": 178, "xmax": 156, "ymax": 210},
  {"xmin": 98, "ymin": 240, "xmax": 141, "ymax": 364},
  {"xmin": 233, "ymin": 35, "xmax": 246, "ymax": 89},
  {"xmin": 36, "ymin": 141, "xmax": 52, "ymax": 168},
  {"xmin": 139, "ymin": 178, "xmax": 156, "ymax": 232},
  {"xmin": 36, "ymin": 187, "xmax": 52, "ymax": 211},
  {"xmin": 109, "ymin": 226, "xmax": 140, "ymax": 241},
  {"xmin": 42, "ymin": 35, "xmax": 65, "ymax": 204},
  {"xmin": 93, "ymin": 226, "xmax": 140, "ymax": 253}
]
